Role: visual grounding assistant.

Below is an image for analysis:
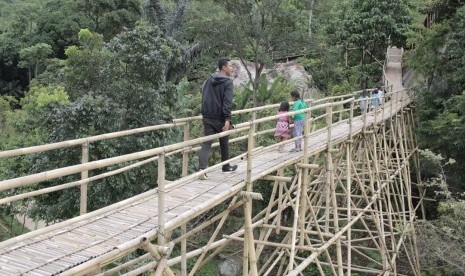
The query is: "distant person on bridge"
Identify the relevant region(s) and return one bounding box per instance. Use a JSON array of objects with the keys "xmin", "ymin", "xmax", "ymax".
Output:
[
  {"xmin": 359, "ymin": 89, "xmax": 369, "ymax": 114},
  {"xmin": 371, "ymin": 86, "xmax": 384, "ymax": 109},
  {"xmin": 198, "ymin": 58, "xmax": 238, "ymax": 180},
  {"xmin": 274, "ymin": 101, "xmax": 291, "ymax": 152},
  {"xmin": 289, "ymin": 90, "xmax": 307, "ymax": 153}
]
